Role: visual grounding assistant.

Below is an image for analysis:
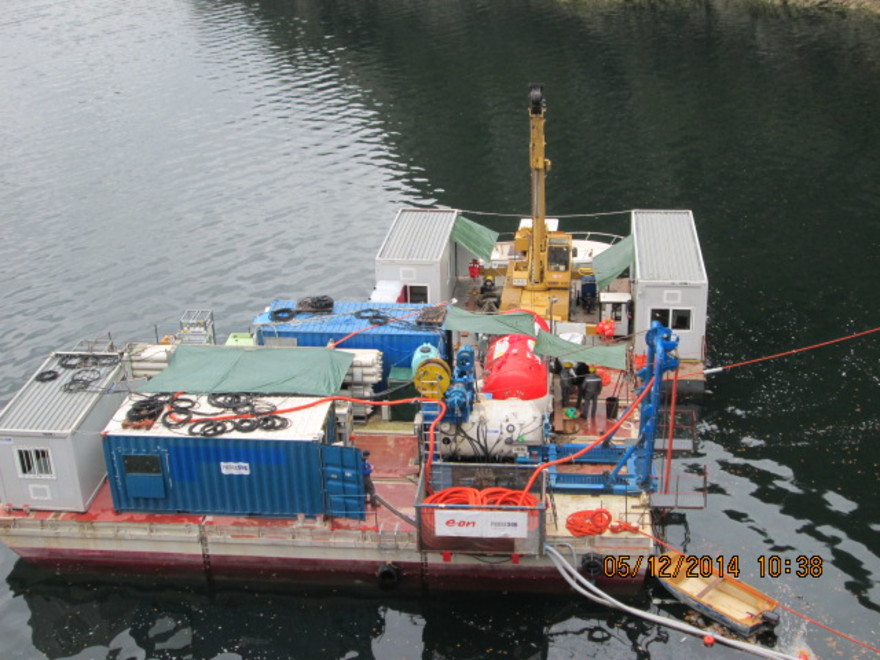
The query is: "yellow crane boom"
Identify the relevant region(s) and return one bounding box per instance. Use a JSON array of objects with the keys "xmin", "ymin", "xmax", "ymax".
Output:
[{"xmin": 500, "ymin": 84, "xmax": 574, "ymax": 322}]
